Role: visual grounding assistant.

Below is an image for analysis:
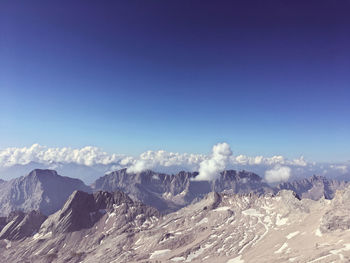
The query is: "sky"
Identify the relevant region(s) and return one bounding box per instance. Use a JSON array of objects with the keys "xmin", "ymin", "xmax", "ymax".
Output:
[{"xmin": 1, "ymin": 1, "xmax": 350, "ymax": 162}]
